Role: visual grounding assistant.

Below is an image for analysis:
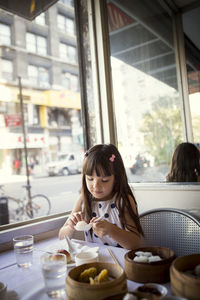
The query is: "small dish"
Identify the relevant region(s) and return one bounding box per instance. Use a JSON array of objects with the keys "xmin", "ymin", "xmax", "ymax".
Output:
[
  {"xmin": 0, "ymin": 282, "xmax": 7, "ymax": 300},
  {"xmin": 134, "ymin": 283, "xmax": 168, "ymax": 298},
  {"xmin": 67, "ymin": 261, "xmax": 76, "ymax": 268},
  {"xmin": 75, "ymin": 251, "xmax": 99, "ymax": 266}
]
